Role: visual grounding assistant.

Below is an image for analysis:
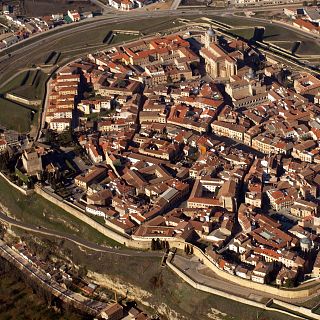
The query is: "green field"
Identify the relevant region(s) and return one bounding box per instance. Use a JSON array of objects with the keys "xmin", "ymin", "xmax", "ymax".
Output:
[
  {"xmin": 0, "ymin": 70, "xmax": 49, "ymax": 133},
  {"xmin": 110, "ymin": 33, "xmax": 139, "ymax": 45},
  {"xmin": 0, "ymin": 72, "xmax": 28, "ymax": 94},
  {"xmin": 0, "ymin": 176, "xmax": 119, "ymax": 247},
  {"xmin": 0, "ymin": 98, "xmax": 35, "ymax": 133},
  {"xmin": 270, "ymin": 303, "xmax": 314, "ymax": 320},
  {"xmin": 11, "ymin": 70, "xmax": 47, "ymax": 100}
]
